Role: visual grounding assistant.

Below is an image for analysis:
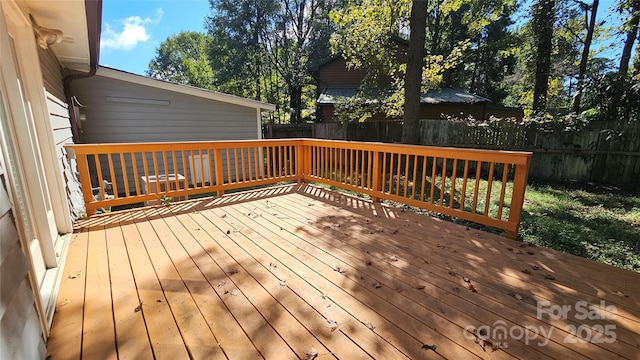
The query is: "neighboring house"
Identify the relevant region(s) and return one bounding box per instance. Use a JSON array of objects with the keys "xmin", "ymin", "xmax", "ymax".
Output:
[
  {"xmin": 311, "ymin": 55, "xmax": 523, "ymax": 122},
  {"xmin": 0, "ymin": 1, "xmax": 273, "ymax": 358}
]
